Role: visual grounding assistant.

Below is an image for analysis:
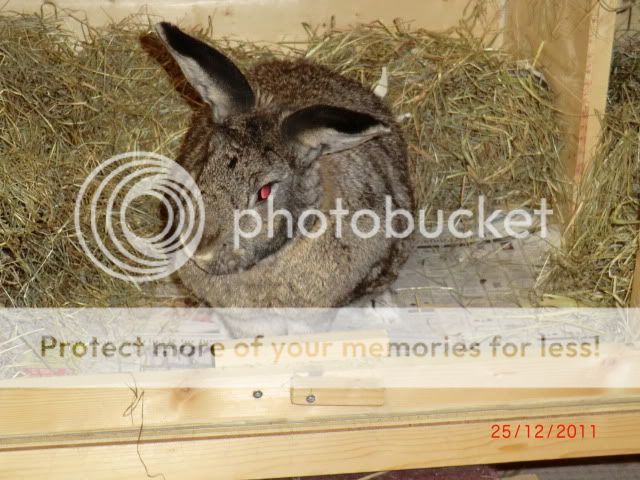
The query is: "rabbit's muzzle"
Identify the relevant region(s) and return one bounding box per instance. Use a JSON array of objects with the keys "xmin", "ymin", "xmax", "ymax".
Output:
[
  {"xmin": 190, "ymin": 215, "xmax": 292, "ymax": 275},
  {"xmin": 191, "ymin": 240, "xmax": 248, "ymax": 275}
]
